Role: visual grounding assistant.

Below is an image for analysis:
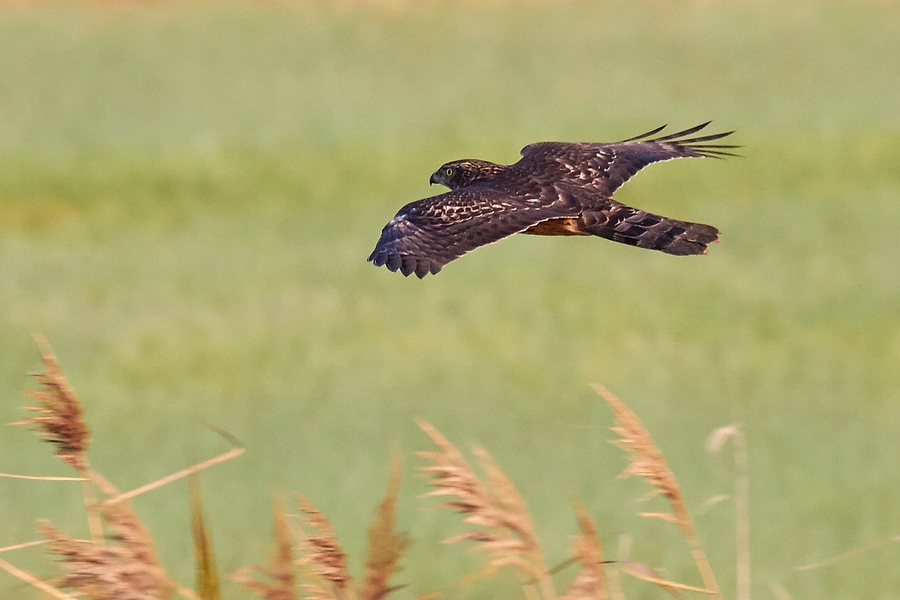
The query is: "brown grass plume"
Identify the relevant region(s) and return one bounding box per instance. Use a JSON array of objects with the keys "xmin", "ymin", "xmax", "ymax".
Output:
[
  {"xmin": 595, "ymin": 384, "xmax": 720, "ymax": 599},
  {"xmin": 36, "ymin": 498, "xmax": 173, "ymax": 600},
  {"xmin": 561, "ymin": 502, "xmax": 606, "ymax": 600},
  {"xmin": 296, "ymin": 493, "xmax": 353, "ymax": 599},
  {"xmin": 359, "ymin": 457, "xmax": 410, "ymax": 600},
  {"xmin": 232, "ymin": 495, "xmax": 297, "ymax": 600},
  {"xmin": 417, "ymin": 419, "xmax": 556, "ymax": 600},
  {"xmin": 234, "ymin": 469, "xmax": 410, "ymax": 600},
  {"xmin": 11, "ymin": 335, "xmax": 89, "ymax": 471}
]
